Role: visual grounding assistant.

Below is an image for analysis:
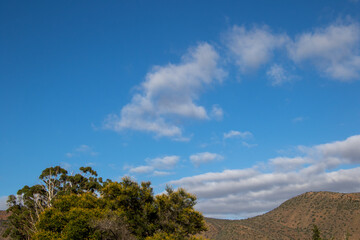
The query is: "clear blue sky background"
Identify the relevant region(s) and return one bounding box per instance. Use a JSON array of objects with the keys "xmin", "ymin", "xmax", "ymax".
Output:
[{"xmin": 1, "ymin": 0, "xmax": 360, "ymax": 218}]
